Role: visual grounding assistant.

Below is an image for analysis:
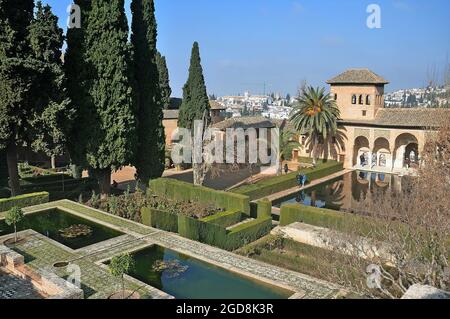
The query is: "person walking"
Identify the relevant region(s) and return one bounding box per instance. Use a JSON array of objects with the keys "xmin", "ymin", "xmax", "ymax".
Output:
[
  {"xmin": 284, "ymin": 163, "xmax": 289, "ymax": 175},
  {"xmin": 297, "ymin": 174, "xmax": 303, "ymax": 188}
]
